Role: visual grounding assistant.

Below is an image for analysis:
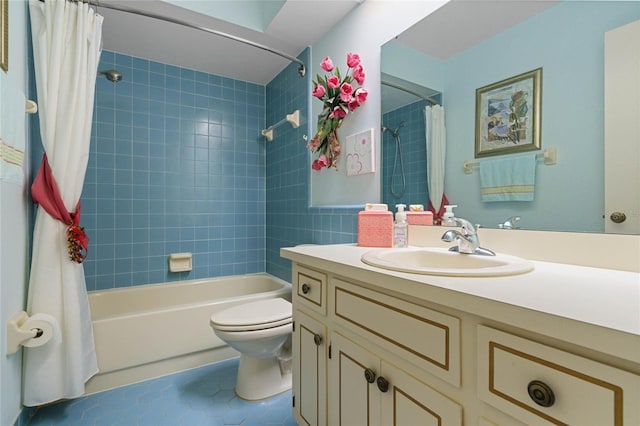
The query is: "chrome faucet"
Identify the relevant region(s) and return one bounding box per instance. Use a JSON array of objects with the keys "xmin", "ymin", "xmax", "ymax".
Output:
[
  {"xmin": 441, "ymin": 217, "xmax": 495, "ymax": 256},
  {"xmin": 498, "ymin": 216, "xmax": 521, "ymax": 229}
]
